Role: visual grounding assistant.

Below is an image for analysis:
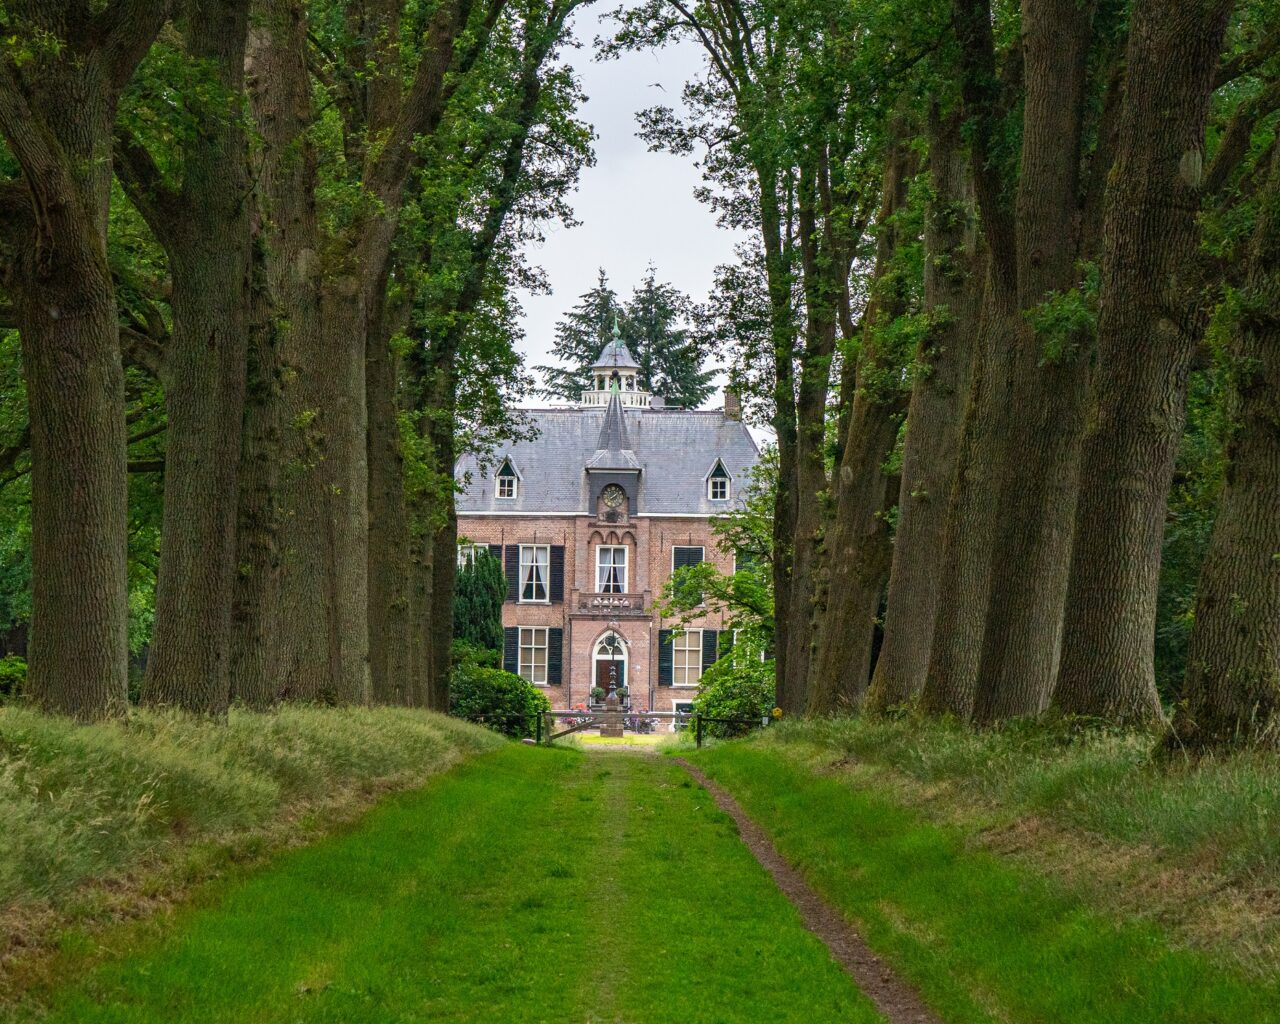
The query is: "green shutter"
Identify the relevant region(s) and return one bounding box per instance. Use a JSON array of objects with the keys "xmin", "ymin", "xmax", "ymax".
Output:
[
  {"xmin": 547, "ymin": 628, "xmax": 563, "ymax": 685},
  {"xmin": 658, "ymin": 629, "xmax": 673, "ymax": 685},
  {"xmin": 503, "ymin": 627, "xmax": 519, "ymax": 674}
]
